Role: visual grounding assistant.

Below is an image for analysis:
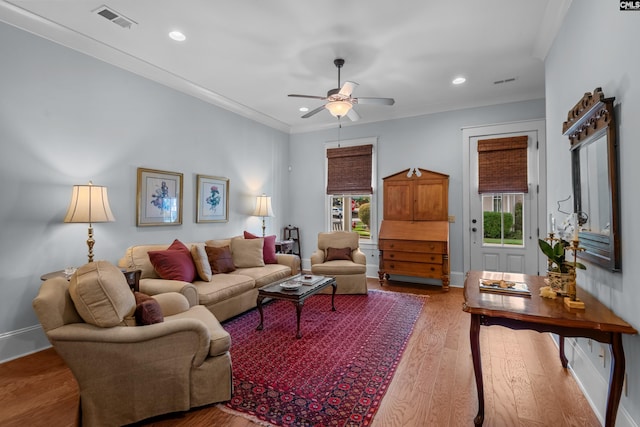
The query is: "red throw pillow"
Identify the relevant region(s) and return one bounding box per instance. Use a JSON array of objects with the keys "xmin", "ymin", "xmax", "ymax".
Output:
[
  {"xmin": 244, "ymin": 231, "xmax": 278, "ymax": 264},
  {"xmin": 133, "ymin": 292, "xmax": 164, "ymax": 325},
  {"xmin": 205, "ymin": 245, "xmax": 236, "ymax": 274},
  {"xmin": 148, "ymin": 239, "xmax": 197, "ymax": 282},
  {"xmin": 326, "ymin": 247, "xmax": 352, "ymax": 261}
]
